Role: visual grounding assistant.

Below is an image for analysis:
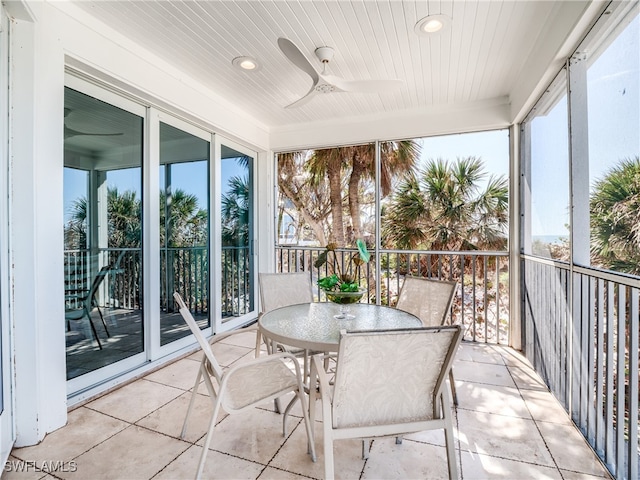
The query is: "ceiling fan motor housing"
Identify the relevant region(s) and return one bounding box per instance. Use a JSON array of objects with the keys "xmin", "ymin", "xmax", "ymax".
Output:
[{"xmin": 315, "ymin": 46, "xmax": 334, "ymax": 63}]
